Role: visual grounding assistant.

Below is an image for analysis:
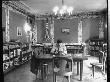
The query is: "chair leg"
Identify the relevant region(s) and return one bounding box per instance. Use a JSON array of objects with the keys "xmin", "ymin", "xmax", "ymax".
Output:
[
  {"xmin": 68, "ymin": 75, "xmax": 71, "ymax": 82},
  {"xmin": 41, "ymin": 66, "xmax": 44, "ymax": 80},
  {"xmin": 54, "ymin": 73, "xmax": 56, "ymax": 82},
  {"xmin": 92, "ymin": 65, "xmax": 95, "ymax": 78},
  {"xmin": 65, "ymin": 75, "xmax": 71, "ymax": 82}
]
